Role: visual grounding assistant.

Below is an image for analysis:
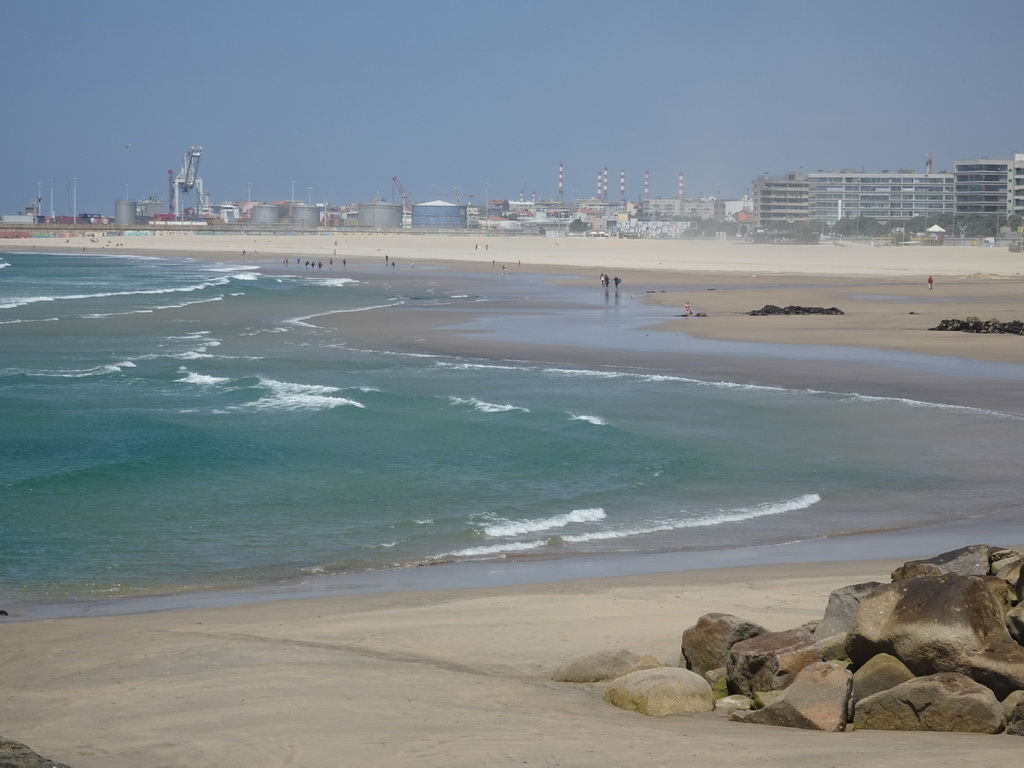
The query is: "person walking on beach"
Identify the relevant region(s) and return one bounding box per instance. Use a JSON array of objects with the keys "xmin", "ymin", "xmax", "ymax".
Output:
[
  {"xmin": 613, "ymin": 275, "xmax": 621, "ymax": 290},
  {"xmin": 927, "ymin": 275, "xmax": 934, "ymax": 290},
  {"xmin": 684, "ymin": 301, "xmax": 691, "ymax": 317}
]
